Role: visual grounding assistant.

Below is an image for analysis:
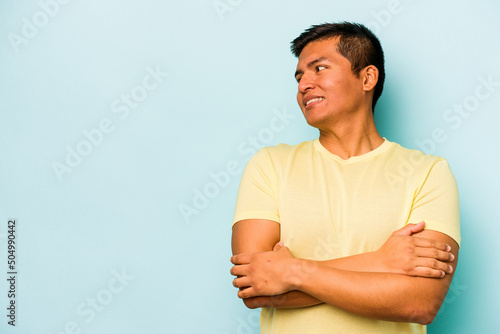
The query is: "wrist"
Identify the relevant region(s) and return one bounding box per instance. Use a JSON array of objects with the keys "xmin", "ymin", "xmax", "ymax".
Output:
[
  {"xmin": 369, "ymin": 249, "xmax": 388, "ymax": 273},
  {"xmin": 286, "ymin": 258, "xmax": 316, "ymax": 291}
]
